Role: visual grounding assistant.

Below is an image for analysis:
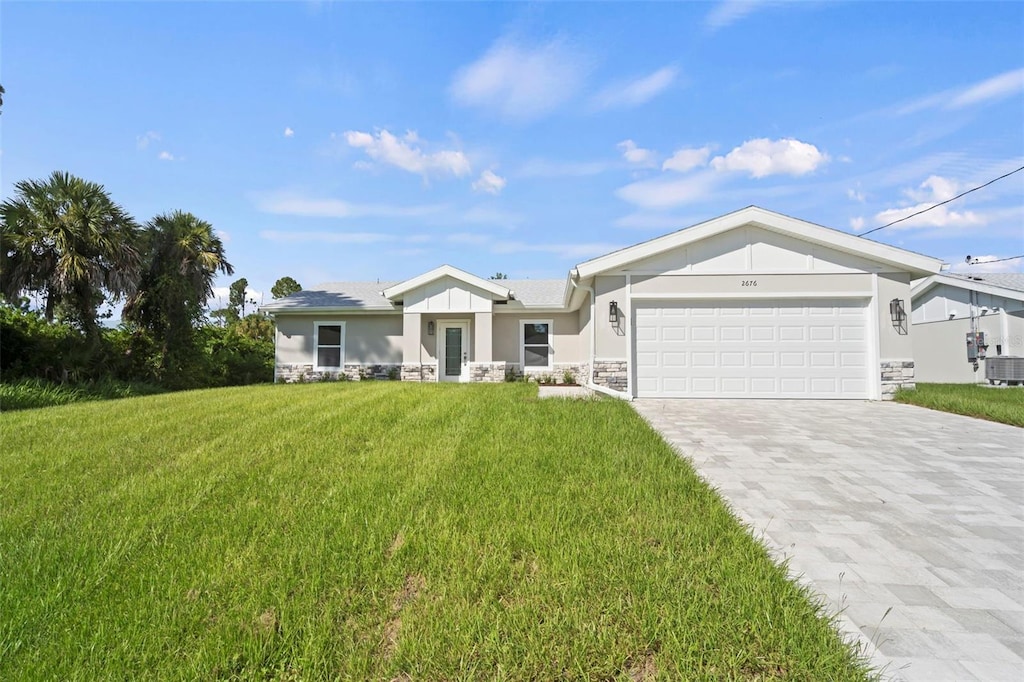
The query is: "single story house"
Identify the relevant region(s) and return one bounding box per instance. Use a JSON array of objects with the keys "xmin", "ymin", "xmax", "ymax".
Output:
[
  {"xmin": 910, "ymin": 273, "xmax": 1024, "ymax": 383},
  {"xmin": 262, "ymin": 206, "xmax": 944, "ymax": 400}
]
